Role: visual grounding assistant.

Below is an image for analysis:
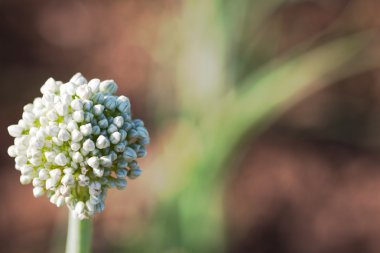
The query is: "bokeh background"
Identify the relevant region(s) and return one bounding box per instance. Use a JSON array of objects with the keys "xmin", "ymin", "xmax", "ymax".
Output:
[{"xmin": 2, "ymin": 0, "xmax": 380, "ymax": 252}]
